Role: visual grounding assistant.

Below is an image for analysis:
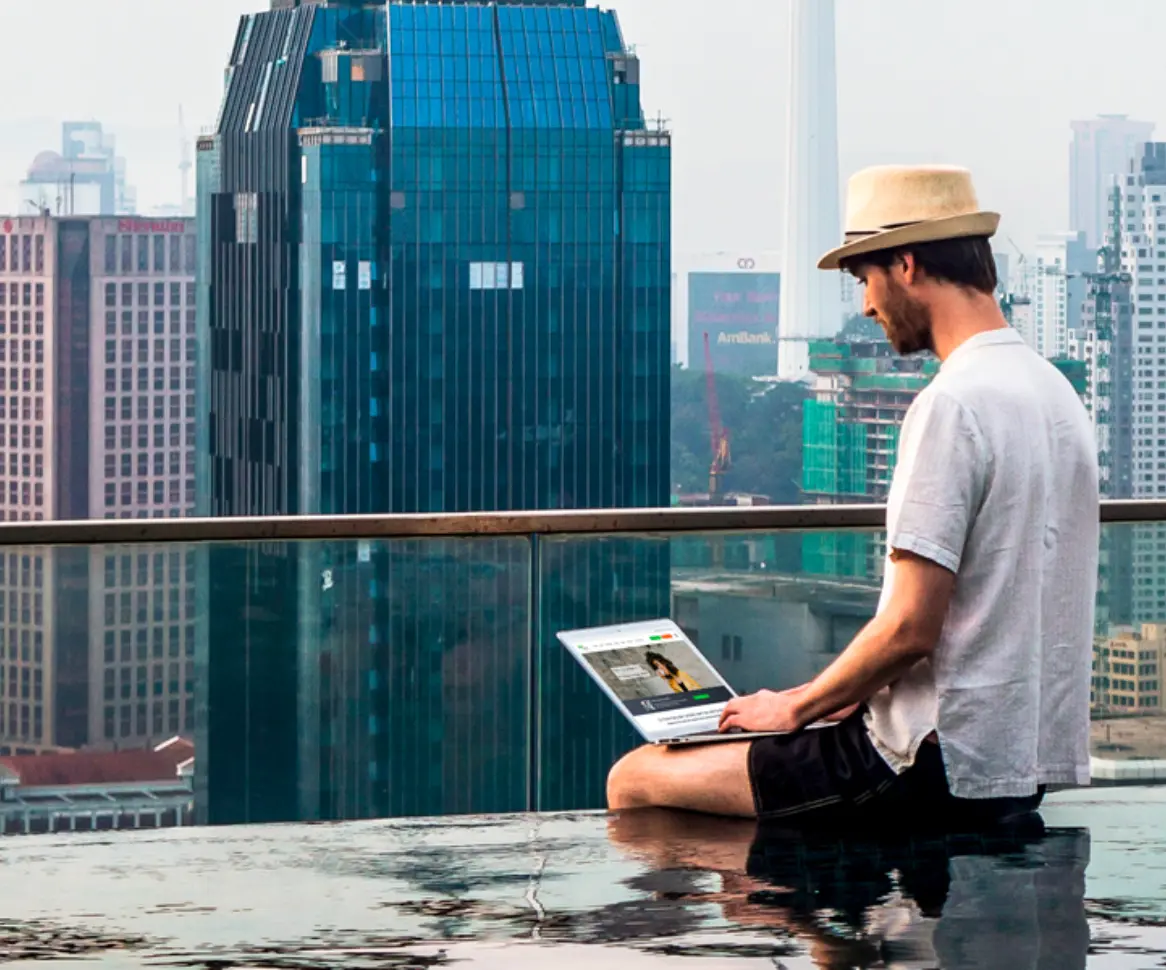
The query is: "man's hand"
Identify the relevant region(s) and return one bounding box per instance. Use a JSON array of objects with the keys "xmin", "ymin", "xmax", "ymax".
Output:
[{"xmin": 718, "ymin": 689, "xmax": 808, "ymax": 734}]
